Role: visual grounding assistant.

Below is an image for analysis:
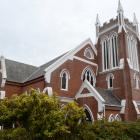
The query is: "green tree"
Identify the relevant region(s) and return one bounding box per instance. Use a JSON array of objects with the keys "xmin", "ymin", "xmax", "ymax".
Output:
[{"xmin": 0, "ymin": 89, "xmax": 85, "ymax": 140}]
